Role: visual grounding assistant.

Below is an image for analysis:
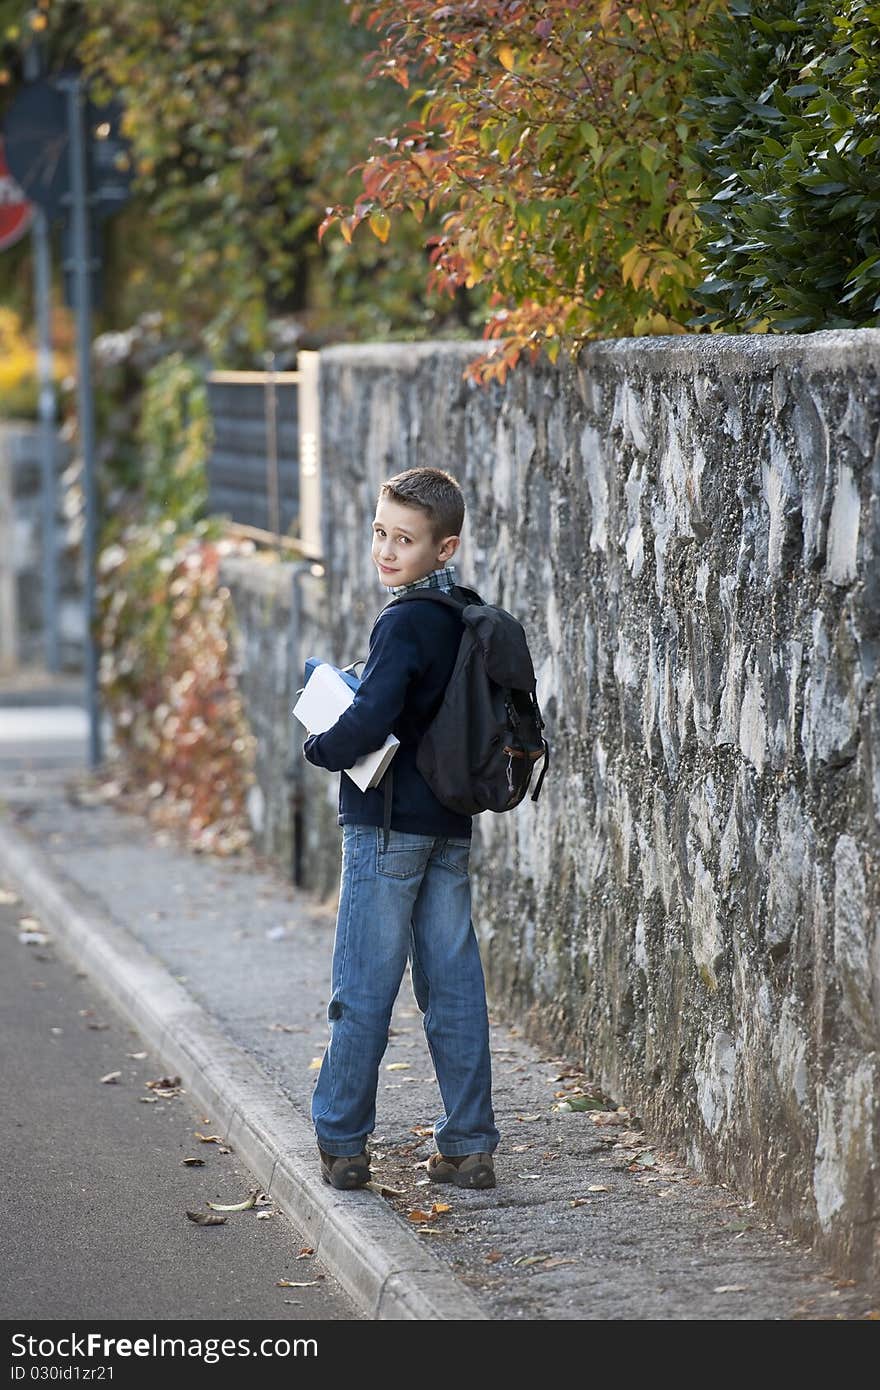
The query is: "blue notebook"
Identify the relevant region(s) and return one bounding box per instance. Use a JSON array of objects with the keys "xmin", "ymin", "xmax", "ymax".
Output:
[{"xmin": 303, "ymin": 658, "xmax": 360, "ymax": 695}]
